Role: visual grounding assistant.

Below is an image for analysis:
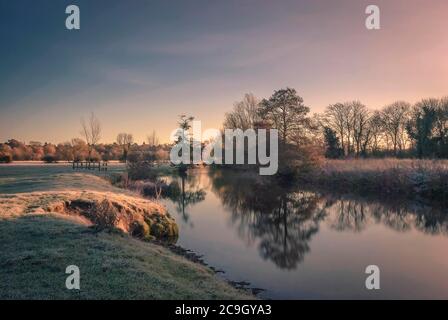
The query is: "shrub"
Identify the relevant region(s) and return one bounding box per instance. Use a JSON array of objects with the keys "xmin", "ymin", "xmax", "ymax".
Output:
[
  {"xmin": 0, "ymin": 154, "xmax": 12, "ymax": 163},
  {"xmin": 42, "ymin": 154, "xmax": 58, "ymax": 163},
  {"xmin": 108, "ymin": 173, "xmax": 125, "ymax": 186},
  {"xmin": 89, "ymin": 154, "xmax": 101, "ymax": 162},
  {"xmin": 126, "ymin": 151, "xmax": 157, "ymax": 180}
]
